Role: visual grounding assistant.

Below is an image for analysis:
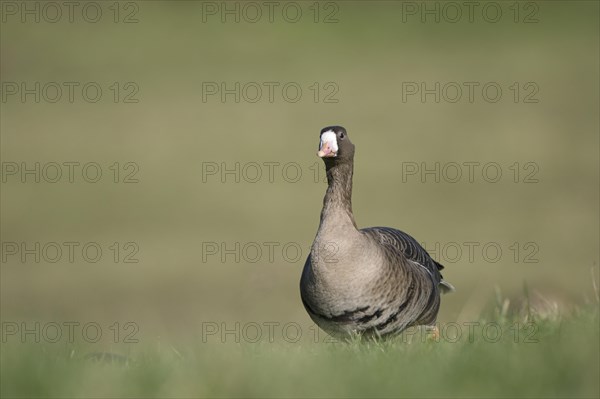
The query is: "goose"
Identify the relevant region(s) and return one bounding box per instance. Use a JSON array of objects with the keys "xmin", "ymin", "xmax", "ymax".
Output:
[{"xmin": 300, "ymin": 126, "xmax": 454, "ymax": 340}]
